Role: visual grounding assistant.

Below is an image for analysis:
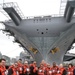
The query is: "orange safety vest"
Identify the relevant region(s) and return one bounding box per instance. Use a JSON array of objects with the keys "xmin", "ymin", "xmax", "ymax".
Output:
[
  {"xmin": 30, "ymin": 63, "xmax": 38, "ymax": 74},
  {"xmin": 11, "ymin": 67, "xmax": 19, "ymax": 75},
  {"xmin": 17, "ymin": 63, "xmax": 23, "ymax": 74},
  {"xmin": 23, "ymin": 65, "xmax": 30, "ymax": 74},
  {"xmin": 56, "ymin": 67, "xmax": 65, "ymax": 75},
  {"xmin": 51, "ymin": 66, "xmax": 58, "ymax": 75},
  {"xmin": 46, "ymin": 67, "xmax": 52, "ymax": 75},
  {"xmin": 38, "ymin": 68, "xmax": 45, "ymax": 75},
  {"xmin": 33, "ymin": 66, "xmax": 38, "ymax": 73},
  {"xmin": 32, "ymin": 64, "xmax": 38, "ymax": 73},
  {"xmin": 67, "ymin": 67, "xmax": 74, "ymax": 75},
  {"xmin": 8, "ymin": 65, "xmax": 14, "ymax": 69},
  {"xmin": 0, "ymin": 65, "xmax": 6, "ymax": 75}
]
